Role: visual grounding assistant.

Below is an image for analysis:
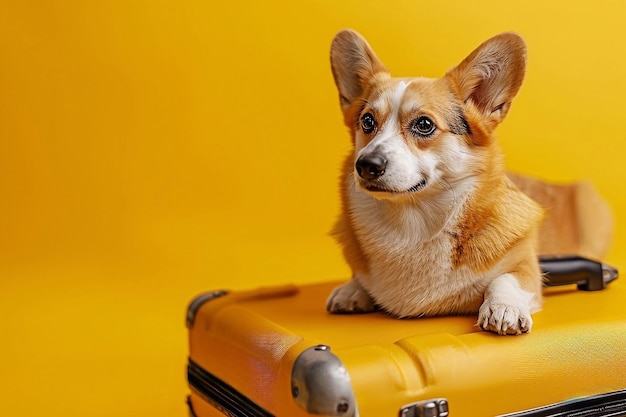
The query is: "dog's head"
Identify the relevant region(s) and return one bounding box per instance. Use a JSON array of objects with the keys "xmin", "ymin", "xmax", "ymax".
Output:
[{"xmin": 330, "ymin": 30, "xmax": 526, "ymax": 200}]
